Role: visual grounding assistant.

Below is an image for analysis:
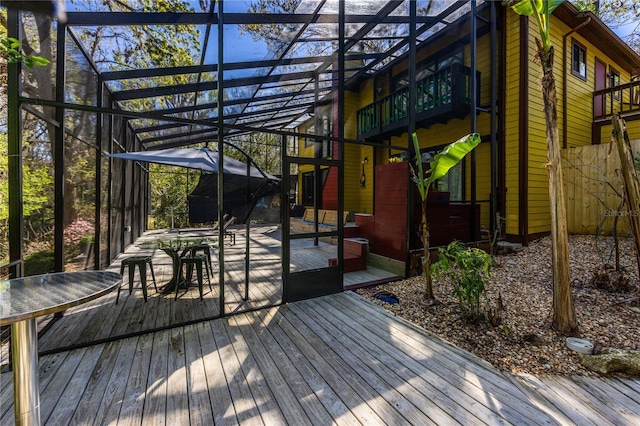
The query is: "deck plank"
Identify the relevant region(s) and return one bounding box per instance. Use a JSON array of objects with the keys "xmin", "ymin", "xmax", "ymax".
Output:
[
  {"xmin": 69, "ymin": 340, "xmax": 124, "ymax": 425},
  {"xmin": 140, "ymin": 329, "xmax": 169, "ymax": 426},
  {"xmin": 195, "ymin": 321, "xmax": 238, "ymax": 426},
  {"xmin": 165, "ymin": 328, "xmax": 190, "ymax": 425},
  {"xmin": 220, "ymin": 316, "xmax": 288, "ymax": 425},
  {"xmin": 230, "ymin": 312, "xmax": 315, "ymax": 426},
  {"xmin": 38, "ymin": 349, "xmax": 87, "ymax": 423},
  {"xmin": 292, "ymin": 300, "xmax": 444, "ymax": 425},
  {"xmin": 45, "ymin": 344, "xmax": 104, "ymax": 425},
  {"xmin": 210, "ymin": 317, "xmax": 264, "ymax": 425},
  {"xmin": 330, "ymin": 292, "xmax": 560, "ymax": 425},
  {"xmin": 117, "ymin": 332, "xmax": 154, "ymax": 425},
  {"xmin": 91, "ymin": 335, "xmax": 139, "ymax": 425},
  {"xmin": 572, "ymin": 376, "xmax": 640, "ymax": 422},
  {"xmin": 256, "ymin": 306, "xmax": 362, "ymax": 425},
  {"xmin": 183, "ymin": 322, "xmax": 215, "ymax": 425},
  {"xmin": 245, "ymin": 308, "xmax": 344, "ymax": 425},
  {"xmin": 272, "ymin": 306, "xmax": 388, "ymax": 424}
]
